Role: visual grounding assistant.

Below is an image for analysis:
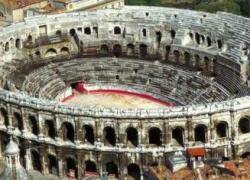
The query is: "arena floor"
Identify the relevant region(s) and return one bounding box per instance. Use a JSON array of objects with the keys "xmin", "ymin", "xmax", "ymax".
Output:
[{"xmin": 64, "ymin": 92, "xmax": 167, "ymax": 108}]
